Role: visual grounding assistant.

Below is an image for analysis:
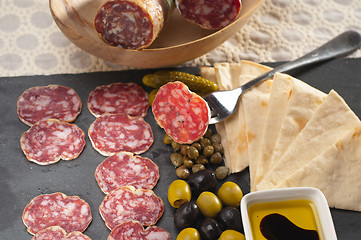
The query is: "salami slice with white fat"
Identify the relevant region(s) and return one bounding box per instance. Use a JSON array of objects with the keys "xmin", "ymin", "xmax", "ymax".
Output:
[
  {"xmin": 108, "ymin": 221, "xmax": 170, "ymax": 240},
  {"xmin": 176, "ymin": 0, "xmax": 242, "ymax": 29},
  {"xmin": 20, "ymin": 119, "xmax": 86, "ymax": 165},
  {"xmin": 17, "ymin": 85, "xmax": 82, "ymax": 126},
  {"xmin": 152, "ymin": 81, "xmax": 210, "ymax": 144},
  {"xmin": 88, "ymin": 82, "xmax": 149, "ymax": 118},
  {"xmin": 23, "ymin": 192, "xmax": 92, "ymax": 235},
  {"xmin": 95, "ymin": 152, "xmax": 160, "ymax": 194},
  {"xmin": 88, "ymin": 113, "xmax": 153, "ymax": 156},
  {"xmin": 94, "ymin": 0, "xmax": 173, "ymax": 50},
  {"xmin": 32, "ymin": 226, "xmax": 92, "ymax": 240},
  {"xmin": 99, "ymin": 186, "xmax": 164, "ymax": 229}
]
